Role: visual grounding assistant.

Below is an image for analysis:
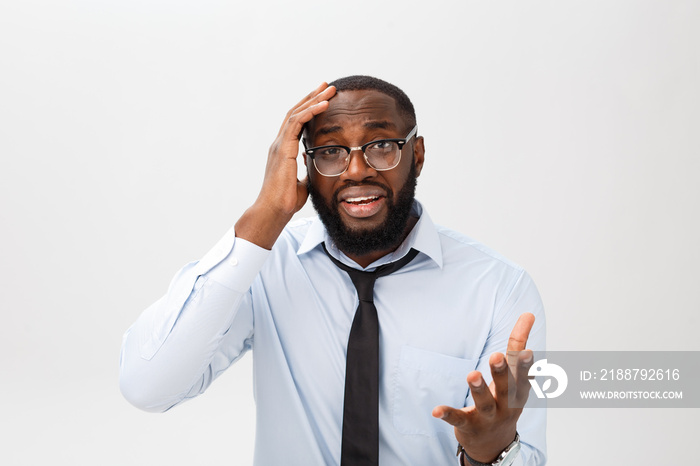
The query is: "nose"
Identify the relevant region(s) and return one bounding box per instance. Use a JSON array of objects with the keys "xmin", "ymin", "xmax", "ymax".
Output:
[{"xmin": 340, "ymin": 148, "xmax": 377, "ymax": 181}]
